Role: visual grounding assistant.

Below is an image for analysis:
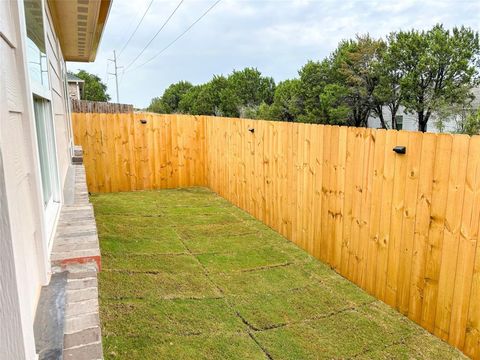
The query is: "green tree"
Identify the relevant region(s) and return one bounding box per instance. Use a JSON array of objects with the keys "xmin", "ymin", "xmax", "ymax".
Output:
[
  {"xmin": 148, "ymin": 81, "xmax": 193, "ymax": 113},
  {"xmin": 218, "ymin": 85, "xmax": 241, "ymax": 117},
  {"xmin": 299, "ymin": 60, "xmax": 328, "ymax": 122},
  {"xmin": 239, "ymin": 105, "xmax": 260, "ymax": 119},
  {"xmin": 371, "ymin": 35, "xmax": 405, "ymax": 129},
  {"xmin": 147, "ymin": 96, "xmax": 168, "ymax": 113},
  {"xmin": 178, "ymin": 85, "xmax": 204, "ymax": 114},
  {"xmin": 334, "ymin": 35, "xmax": 386, "ymax": 127},
  {"xmin": 298, "ymin": 60, "xmax": 349, "ymax": 124},
  {"xmin": 268, "ymin": 79, "xmax": 303, "ymax": 121},
  {"xmin": 72, "ymin": 70, "xmax": 110, "ymax": 102},
  {"xmin": 256, "ymin": 102, "xmax": 275, "ymax": 120},
  {"xmin": 390, "ymin": 25, "xmax": 480, "ymax": 132},
  {"xmin": 177, "ymin": 76, "xmax": 235, "ymax": 116},
  {"xmin": 460, "ymin": 108, "xmax": 480, "ymax": 135},
  {"xmin": 226, "ymin": 68, "xmax": 276, "ymax": 117},
  {"xmin": 197, "ymin": 76, "xmax": 231, "ymax": 116},
  {"xmin": 317, "ymin": 83, "xmax": 351, "ymax": 125},
  {"xmin": 433, "ymin": 88, "xmax": 473, "ymax": 132},
  {"xmin": 434, "ymin": 90, "xmax": 480, "ymax": 135}
]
